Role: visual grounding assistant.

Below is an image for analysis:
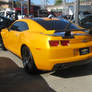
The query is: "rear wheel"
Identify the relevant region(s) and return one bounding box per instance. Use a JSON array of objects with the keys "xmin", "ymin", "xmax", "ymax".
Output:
[{"xmin": 21, "ymin": 46, "xmax": 38, "ymax": 74}]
